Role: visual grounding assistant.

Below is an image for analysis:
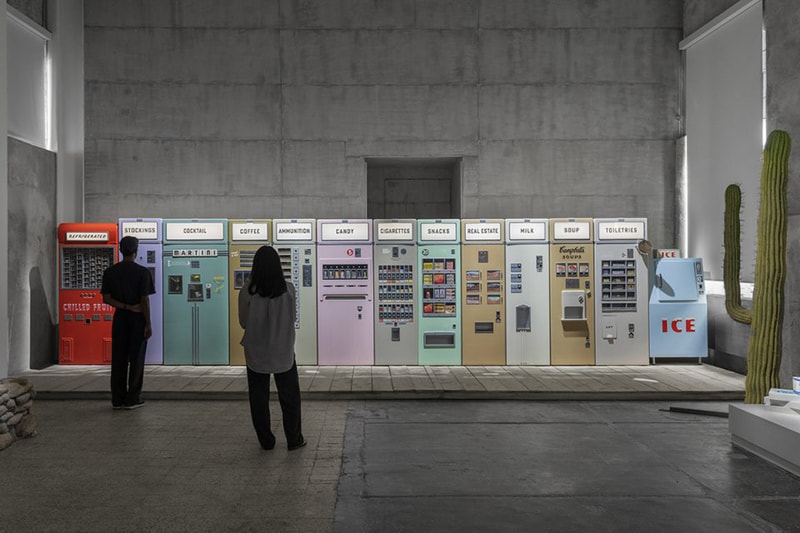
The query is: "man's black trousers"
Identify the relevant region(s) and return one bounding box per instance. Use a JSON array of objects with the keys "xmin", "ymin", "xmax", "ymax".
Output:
[{"xmin": 110, "ymin": 311, "xmax": 147, "ymax": 407}]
